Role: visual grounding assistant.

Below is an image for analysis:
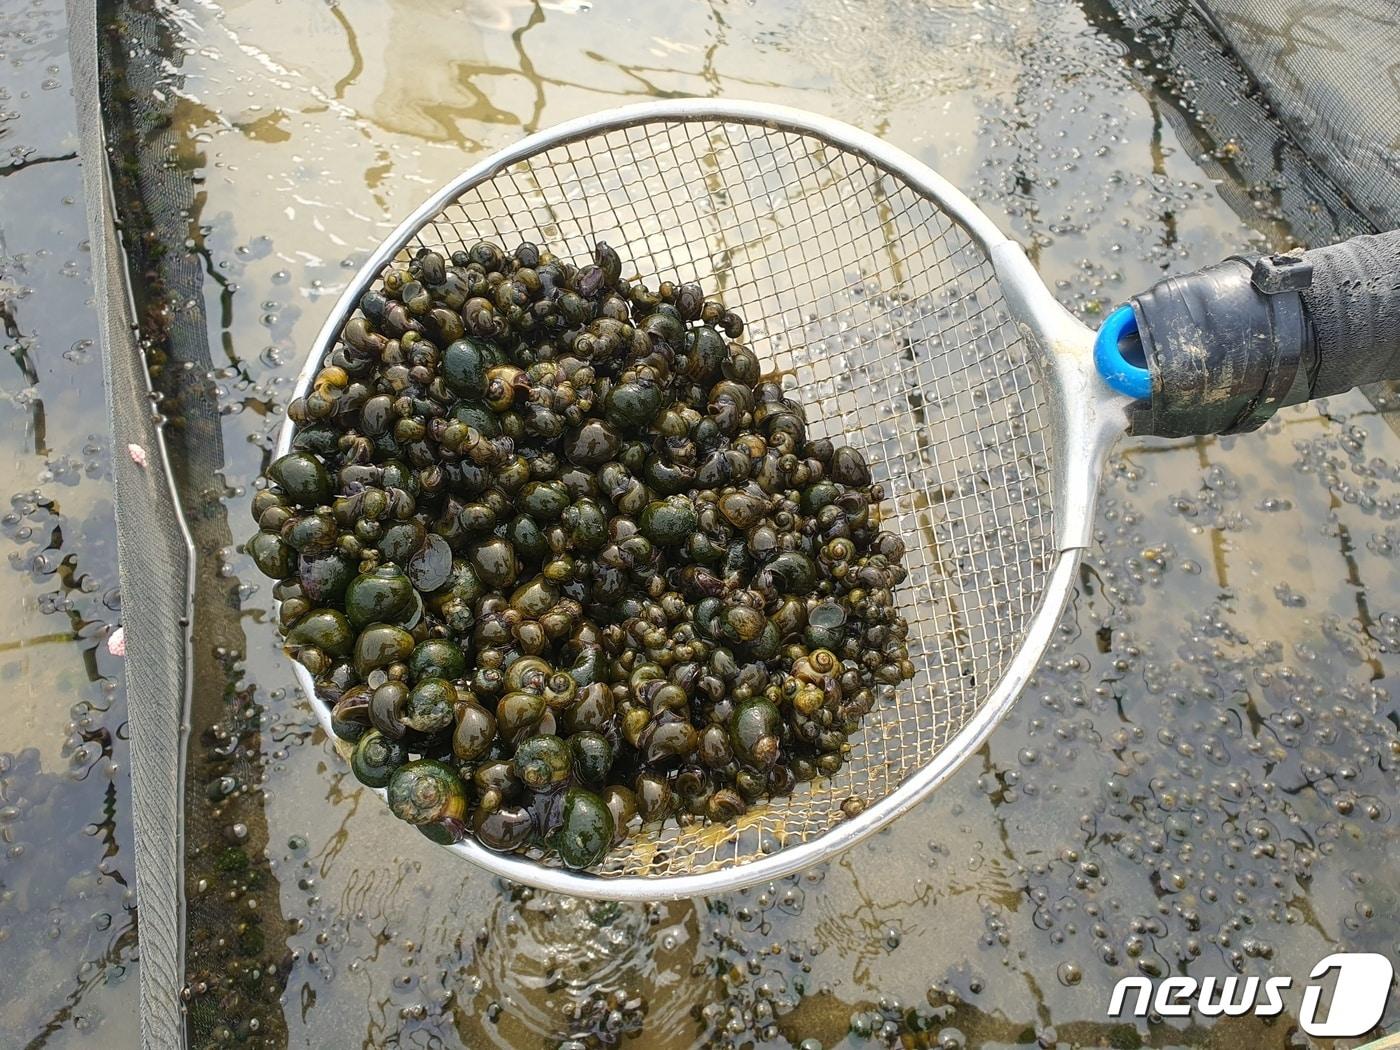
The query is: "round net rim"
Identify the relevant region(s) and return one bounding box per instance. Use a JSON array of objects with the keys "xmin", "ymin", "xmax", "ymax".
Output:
[{"xmin": 274, "ymin": 99, "xmax": 1077, "ymax": 899}]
